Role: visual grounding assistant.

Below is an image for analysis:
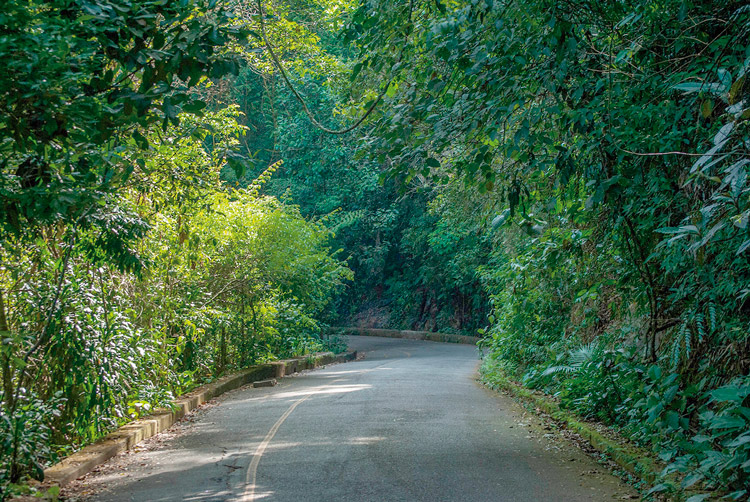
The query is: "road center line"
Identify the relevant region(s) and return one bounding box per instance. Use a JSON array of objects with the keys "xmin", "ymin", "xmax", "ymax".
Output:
[{"xmin": 241, "ymin": 377, "xmax": 345, "ymax": 501}]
